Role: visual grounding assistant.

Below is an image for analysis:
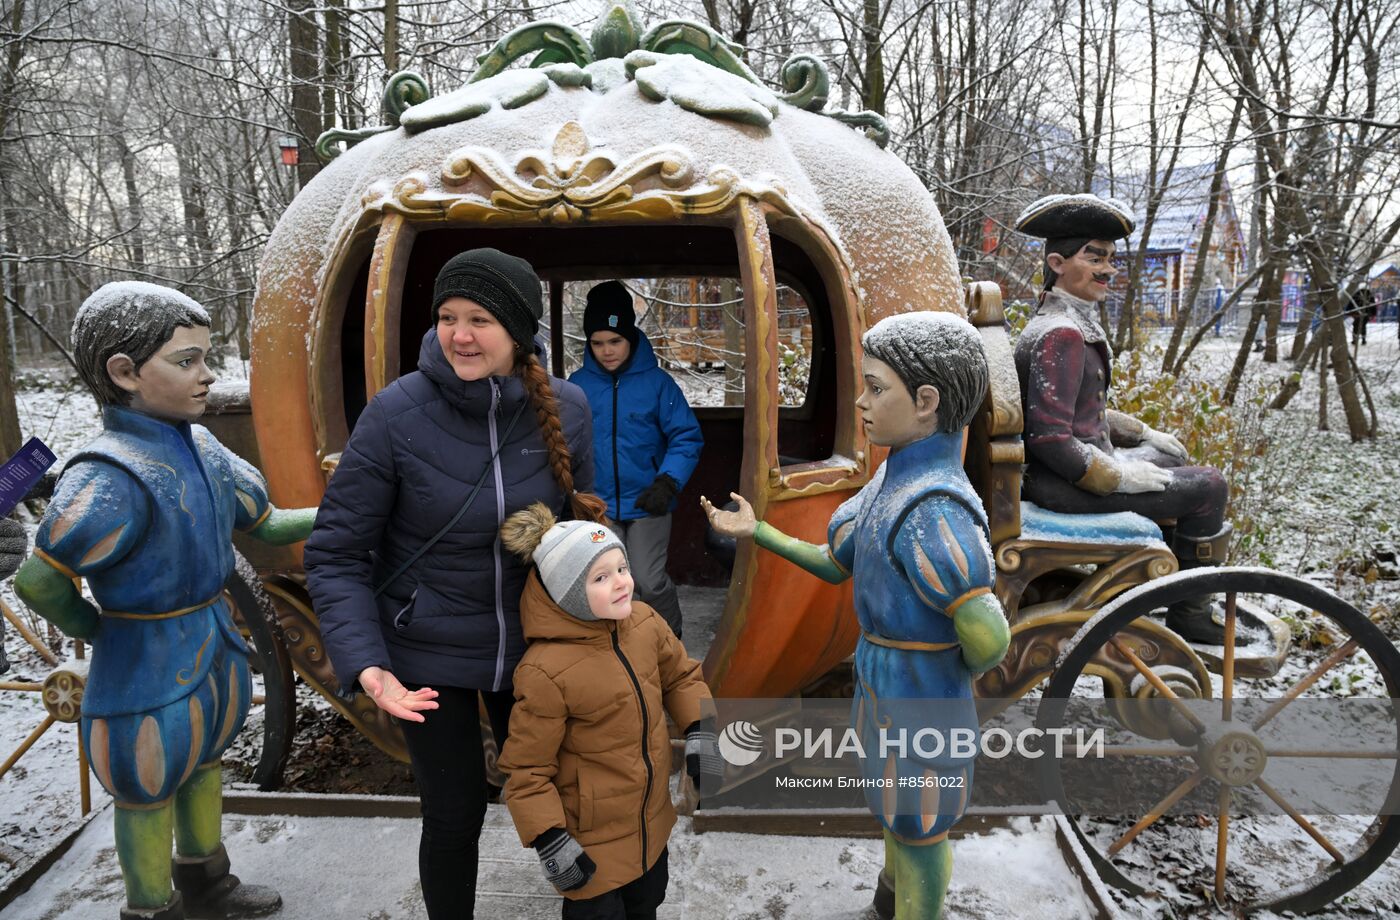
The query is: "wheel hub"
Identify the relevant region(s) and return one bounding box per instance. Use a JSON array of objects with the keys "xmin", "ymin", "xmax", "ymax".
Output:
[{"xmin": 1200, "ymin": 728, "xmax": 1267, "ymax": 786}]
